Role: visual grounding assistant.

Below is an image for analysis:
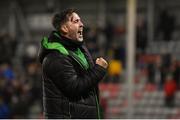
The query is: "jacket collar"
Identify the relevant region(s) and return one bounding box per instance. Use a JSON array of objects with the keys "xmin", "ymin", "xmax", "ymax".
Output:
[{"xmin": 49, "ymin": 31, "xmax": 84, "ymax": 51}]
